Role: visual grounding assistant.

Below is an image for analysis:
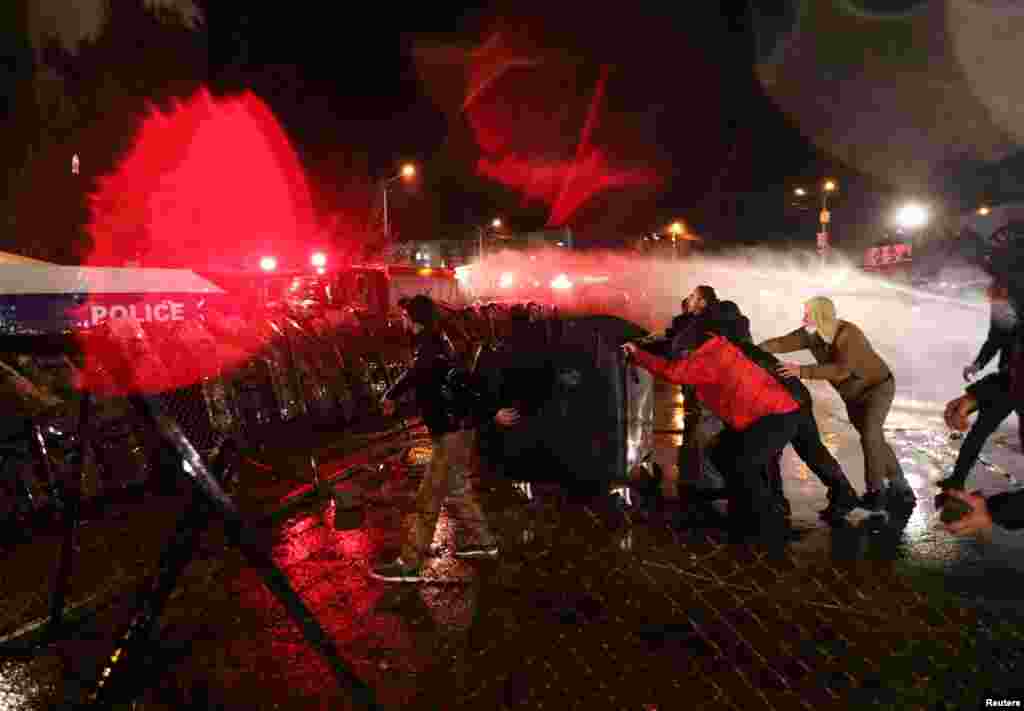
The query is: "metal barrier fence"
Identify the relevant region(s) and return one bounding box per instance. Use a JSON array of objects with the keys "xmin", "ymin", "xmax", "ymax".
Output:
[{"xmin": 0, "ymin": 302, "xmax": 558, "ymax": 525}]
